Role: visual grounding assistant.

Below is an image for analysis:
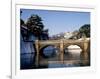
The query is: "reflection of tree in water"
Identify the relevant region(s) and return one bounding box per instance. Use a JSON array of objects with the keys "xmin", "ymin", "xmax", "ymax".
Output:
[{"xmin": 20, "ymin": 11, "xmax": 49, "ymax": 69}]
